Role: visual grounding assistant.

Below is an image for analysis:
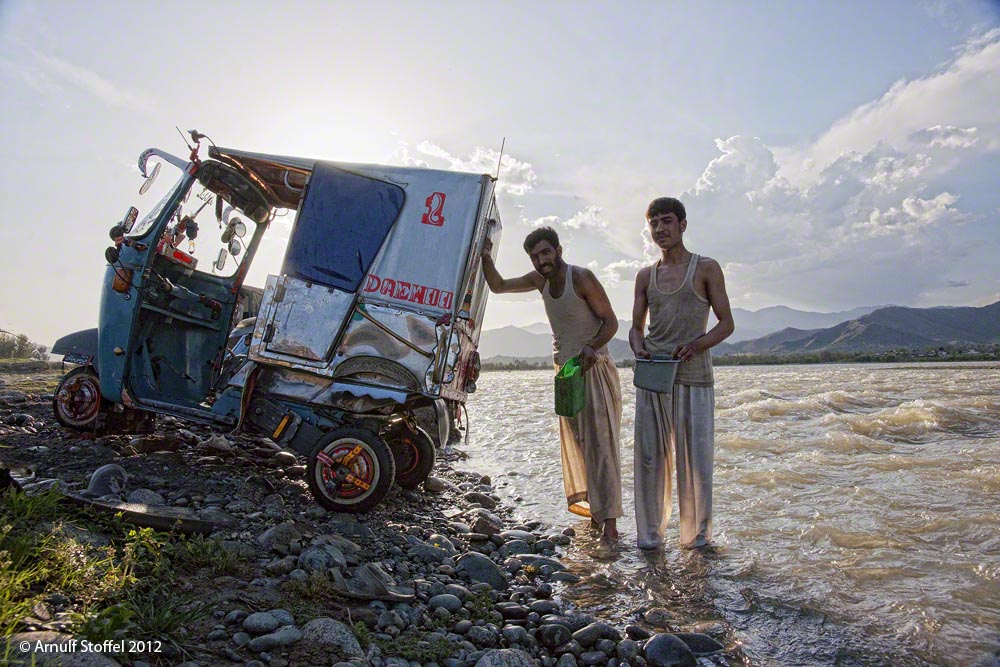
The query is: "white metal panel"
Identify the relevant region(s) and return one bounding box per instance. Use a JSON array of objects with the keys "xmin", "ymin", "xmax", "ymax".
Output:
[{"xmin": 363, "ymin": 169, "xmax": 486, "ymax": 314}]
